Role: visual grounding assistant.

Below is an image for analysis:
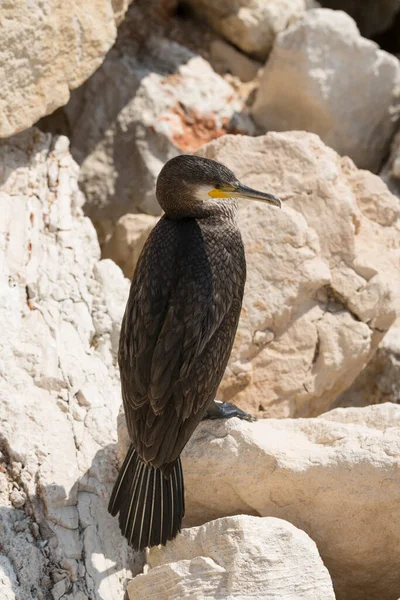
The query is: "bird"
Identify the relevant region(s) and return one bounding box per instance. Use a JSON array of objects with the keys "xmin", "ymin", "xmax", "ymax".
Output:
[{"xmin": 108, "ymin": 154, "xmax": 281, "ymax": 551}]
